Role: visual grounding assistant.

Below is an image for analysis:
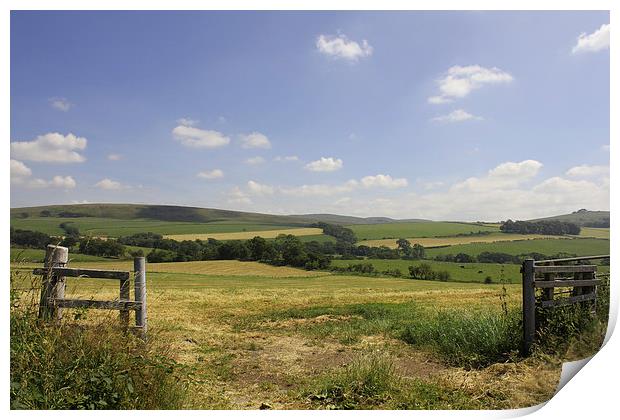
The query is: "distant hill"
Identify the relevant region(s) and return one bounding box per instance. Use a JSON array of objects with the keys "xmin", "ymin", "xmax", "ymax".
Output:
[
  {"xmin": 10, "ymin": 203, "xmax": 427, "ymax": 226},
  {"xmin": 530, "ymin": 209, "xmax": 610, "ymax": 228},
  {"xmin": 288, "ymin": 213, "xmax": 429, "ymax": 225}
]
